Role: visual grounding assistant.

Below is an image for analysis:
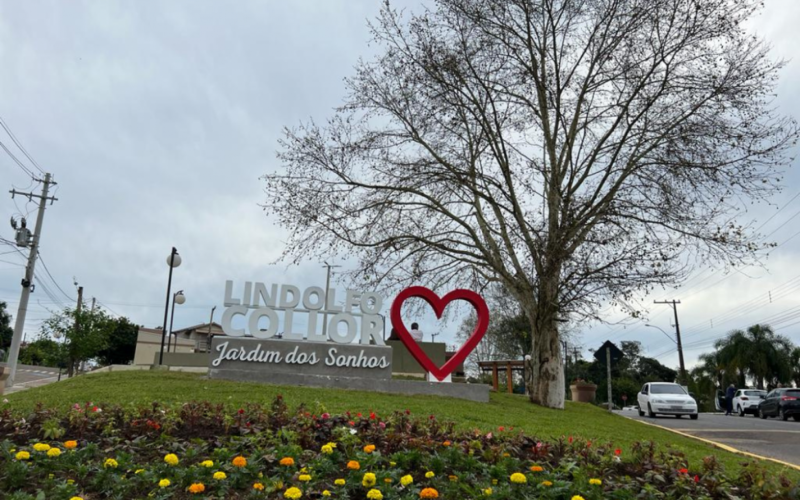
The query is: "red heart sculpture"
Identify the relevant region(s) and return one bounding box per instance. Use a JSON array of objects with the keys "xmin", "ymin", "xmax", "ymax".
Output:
[{"xmin": 390, "ymin": 286, "xmax": 489, "ymax": 381}]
